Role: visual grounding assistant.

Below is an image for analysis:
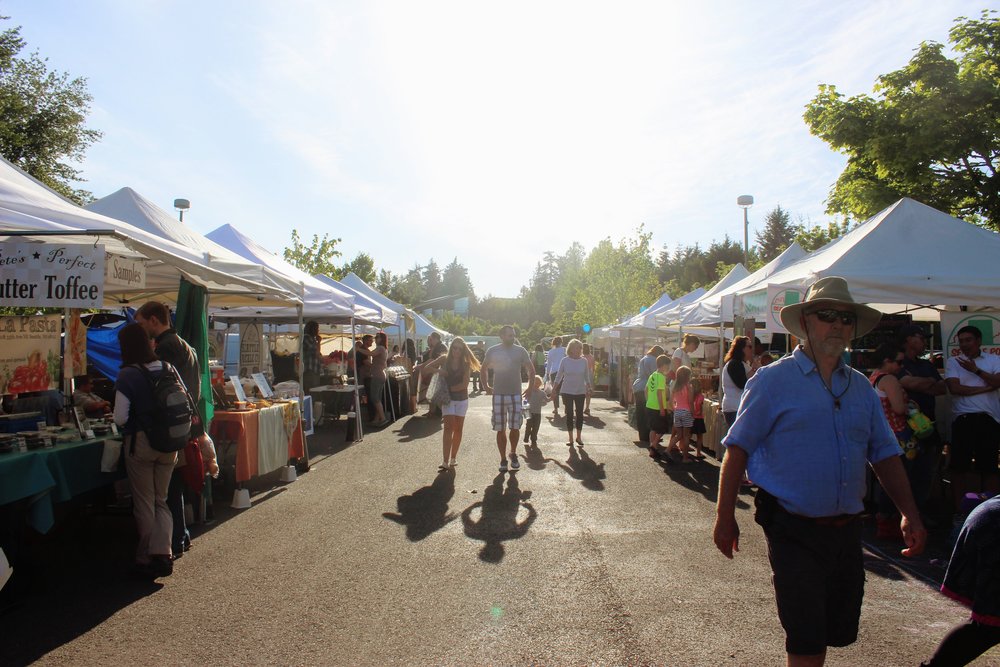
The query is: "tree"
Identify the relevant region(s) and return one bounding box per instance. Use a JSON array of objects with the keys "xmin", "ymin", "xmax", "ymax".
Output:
[
  {"xmin": 441, "ymin": 257, "xmax": 475, "ymax": 302},
  {"xmin": 804, "ymin": 10, "xmax": 1000, "ymax": 229},
  {"xmin": 388, "ymin": 265, "xmax": 426, "ymax": 306},
  {"xmin": 422, "ymin": 259, "xmax": 441, "ymax": 299},
  {"xmin": 282, "ymin": 229, "xmax": 342, "ymax": 276},
  {"xmin": 755, "ymin": 205, "xmax": 796, "ymax": 262},
  {"xmin": 338, "ymin": 252, "xmax": 376, "ymax": 283},
  {"xmin": 794, "ymin": 218, "xmax": 850, "ymax": 253},
  {"xmin": 572, "ymin": 232, "xmax": 660, "ymax": 329},
  {"xmin": 0, "ymin": 19, "xmax": 102, "ymax": 203}
]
